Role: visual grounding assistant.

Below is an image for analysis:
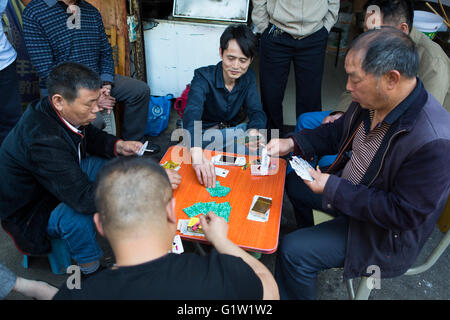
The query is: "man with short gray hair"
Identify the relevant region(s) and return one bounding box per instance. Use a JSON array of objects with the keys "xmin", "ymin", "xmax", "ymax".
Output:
[
  {"xmin": 54, "ymin": 156, "xmax": 279, "ymax": 300},
  {"xmin": 265, "ymin": 27, "xmax": 450, "ymax": 299},
  {"xmin": 334, "ymin": 0, "xmax": 450, "ymax": 111}
]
